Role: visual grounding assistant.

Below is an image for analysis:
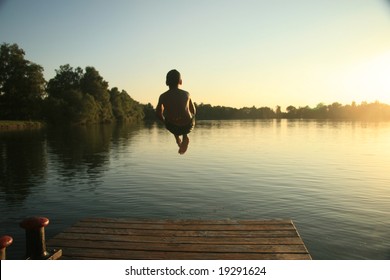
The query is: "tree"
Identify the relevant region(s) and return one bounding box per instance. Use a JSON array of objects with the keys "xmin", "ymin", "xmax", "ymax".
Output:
[
  {"xmin": 45, "ymin": 65, "xmax": 101, "ymax": 124},
  {"xmin": 328, "ymin": 102, "xmax": 343, "ymax": 119},
  {"xmin": 0, "ymin": 43, "xmax": 46, "ymax": 119},
  {"xmin": 142, "ymin": 103, "xmax": 156, "ymax": 120},
  {"xmin": 46, "ymin": 64, "xmax": 144, "ymax": 124},
  {"xmin": 286, "ymin": 105, "xmax": 297, "ymax": 118},
  {"xmin": 275, "ymin": 105, "xmax": 282, "ymax": 119},
  {"xmin": 46, "ymin": 64, "xmax": 83, "ymax": 99},
  {"xmin": 80, "ymin": 67, "xmax": 113, "ymax": 123},
  {"xmin": 110, "ymin": 87, "xmax": 144, "ymax": 122}
]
